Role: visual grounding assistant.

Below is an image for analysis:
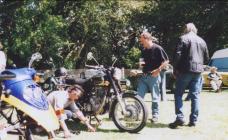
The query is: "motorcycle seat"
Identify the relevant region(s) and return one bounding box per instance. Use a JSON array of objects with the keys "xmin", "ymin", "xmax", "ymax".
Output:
[{"xmin": 0, "ymin": 73, "xmax": 16, "ymax": 81}]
